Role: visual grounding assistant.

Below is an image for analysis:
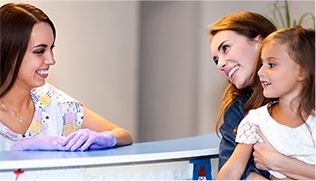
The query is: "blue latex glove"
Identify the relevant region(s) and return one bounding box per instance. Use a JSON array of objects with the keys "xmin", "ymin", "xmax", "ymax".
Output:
[
  {"xmin": 62, "ymin": 128, "xmax": 117, "ymax": 151},
  {"xmin": 10, "ymin": 135, "xmax": 66, "ymax": 151}
]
